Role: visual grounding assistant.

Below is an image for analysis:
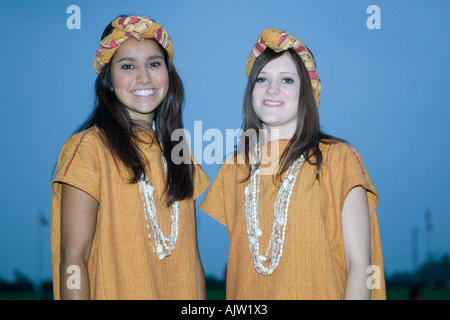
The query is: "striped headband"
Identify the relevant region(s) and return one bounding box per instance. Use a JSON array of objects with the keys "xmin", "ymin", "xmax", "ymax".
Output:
[
  {"xmin": 94, "ymin": 15, "xmax": 174, "ymax": 74},
  {"xmin": 245, "ymin": 28, "xmax": 321, "ymax": 106}
]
